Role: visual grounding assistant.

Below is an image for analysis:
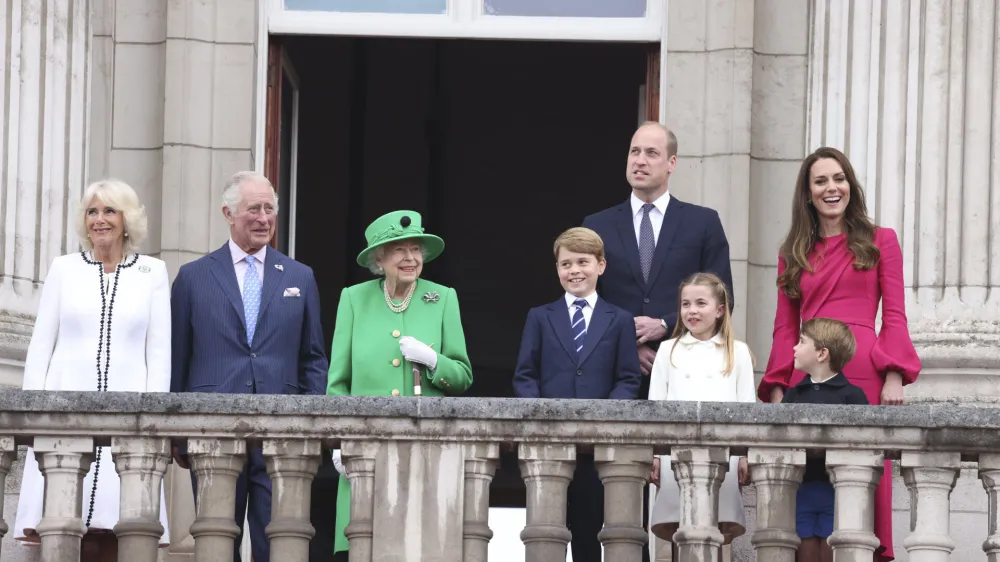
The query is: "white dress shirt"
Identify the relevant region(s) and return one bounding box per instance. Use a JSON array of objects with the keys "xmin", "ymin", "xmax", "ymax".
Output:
[
  {"xmin": 229, "ymin": 239, "xmax": 266, "ymax": 296},
  {"xmin": 564, "ymin": 291, "xmax": 598, "ymax": 329},
  {"xmin": 630, "ymin": 191, "xmax": 671, "ymax": 245}
]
